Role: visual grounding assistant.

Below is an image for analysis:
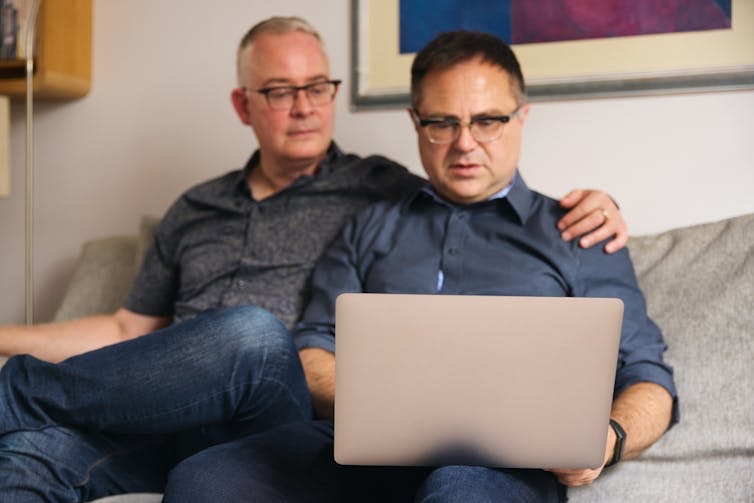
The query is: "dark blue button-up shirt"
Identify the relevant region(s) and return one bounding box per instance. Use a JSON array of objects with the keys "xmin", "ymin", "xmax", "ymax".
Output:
[{"xmin": 294, "ymin": 173, "xmax": 678, "ymax": 414}]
